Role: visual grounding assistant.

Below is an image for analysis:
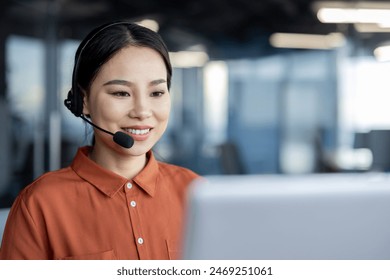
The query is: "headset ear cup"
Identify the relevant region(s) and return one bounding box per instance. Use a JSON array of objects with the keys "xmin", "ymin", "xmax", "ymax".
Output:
[{"xmin": 64, "ymin": 89, "xmax": 83, "ymax": 117}]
